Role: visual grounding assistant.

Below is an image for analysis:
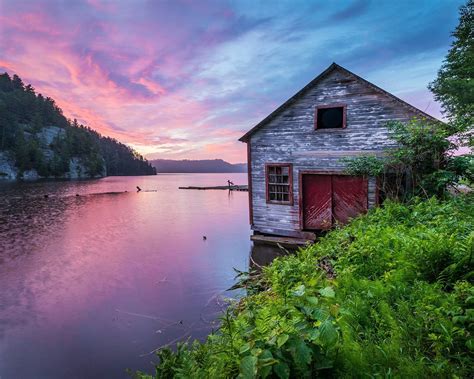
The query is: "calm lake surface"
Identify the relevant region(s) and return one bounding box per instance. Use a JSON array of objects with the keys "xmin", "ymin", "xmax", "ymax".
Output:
[{"xmin": 0, "ymin": 174, "xmax": 251, "ymax": 378}]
